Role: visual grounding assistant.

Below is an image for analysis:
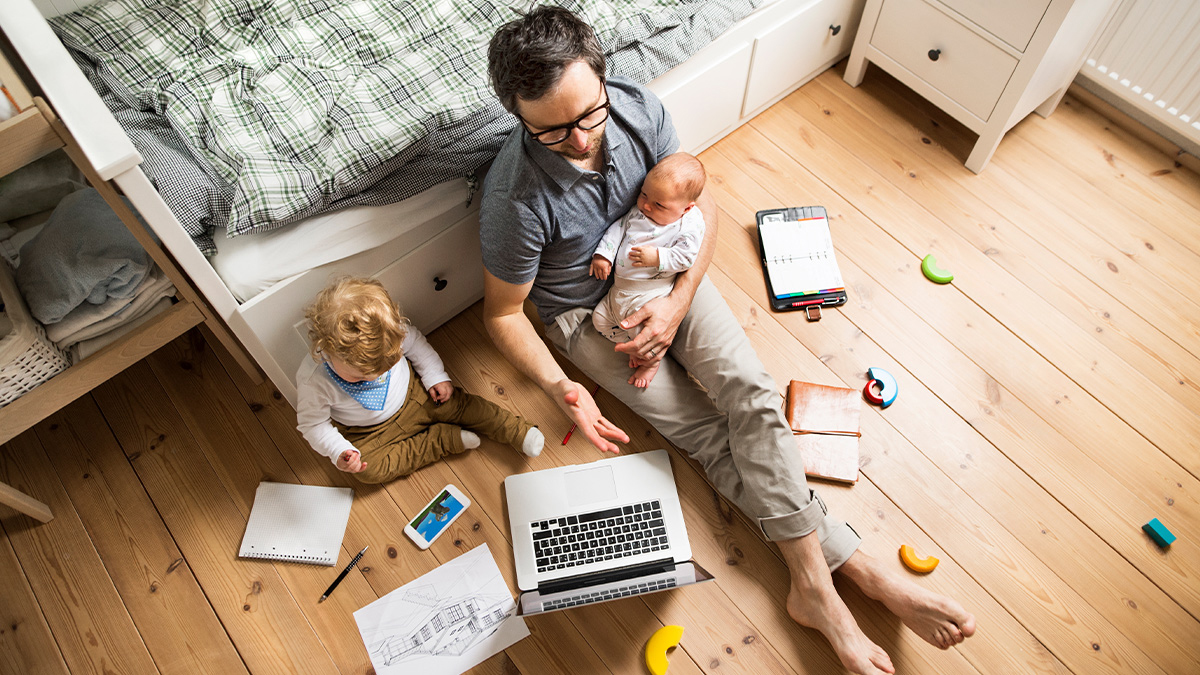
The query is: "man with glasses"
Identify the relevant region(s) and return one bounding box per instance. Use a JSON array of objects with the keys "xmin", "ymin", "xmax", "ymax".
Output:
[{"xmin": 479, "ymin": 7, "xmax": 973, "ymax": 674}]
